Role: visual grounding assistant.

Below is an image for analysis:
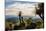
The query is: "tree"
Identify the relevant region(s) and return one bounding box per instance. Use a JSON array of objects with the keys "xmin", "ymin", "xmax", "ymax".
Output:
[
  {"xmin": 18, "ymin": 11, "xmax": 22, "ymax": 23},
  {"xmin": 36, "ymin": 3, "xmax": 44, "ymax": 20}
]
